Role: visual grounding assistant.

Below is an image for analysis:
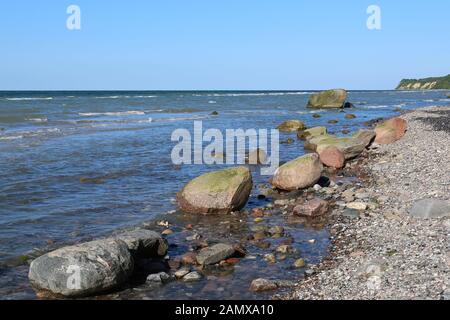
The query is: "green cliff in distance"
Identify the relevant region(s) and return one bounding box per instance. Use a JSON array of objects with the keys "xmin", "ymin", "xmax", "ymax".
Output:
[{"xmin": 396, "ymin": 74, "xmax": 450, "ymax": 90}]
